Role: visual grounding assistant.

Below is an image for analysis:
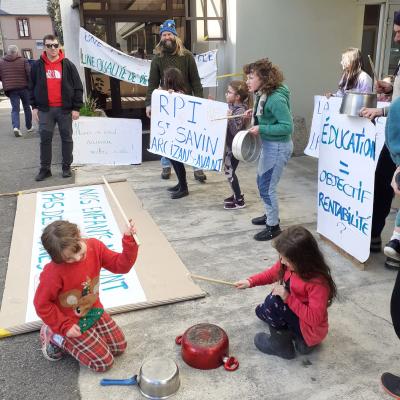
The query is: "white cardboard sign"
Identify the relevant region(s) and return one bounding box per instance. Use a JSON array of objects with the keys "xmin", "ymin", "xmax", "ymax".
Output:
[
  {"xmin": 72, "ymin": 117, "xmax": 142, "ymax": 165},
  {"xmin": 148, "ymin": 89, "xmax": 228, "ymax": 171},
  {"xmin": 317, "ymin": 113, "xmax": 377, "ymax": 262}
]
